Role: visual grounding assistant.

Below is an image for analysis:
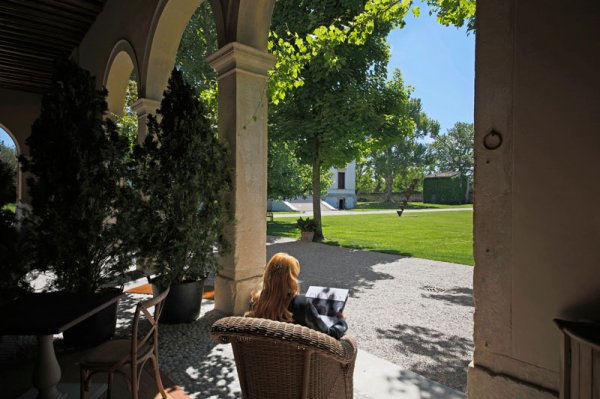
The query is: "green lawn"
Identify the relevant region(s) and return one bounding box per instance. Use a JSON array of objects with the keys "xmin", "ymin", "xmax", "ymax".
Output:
[
  {"xmin": 2, "ymin": 203, "xmax": 16, "ymax": 213},
  {"xmin": 351, "ymin": 201, "xmax": 472, "ymax": 211},
  {"xmin": 267, "ymin": 210, "xmax": 474, "ymax": 265}
]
